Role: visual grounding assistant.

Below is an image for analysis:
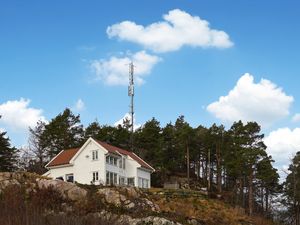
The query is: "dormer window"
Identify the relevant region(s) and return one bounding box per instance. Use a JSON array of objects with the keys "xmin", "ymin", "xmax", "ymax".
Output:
[
  {"xmin": 106, "ymin": 155, "xmax": 118, "ymax": 166},
  {"xmin": 92, "ymin": 150, "xmax": 98, "ymax": 160}
]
